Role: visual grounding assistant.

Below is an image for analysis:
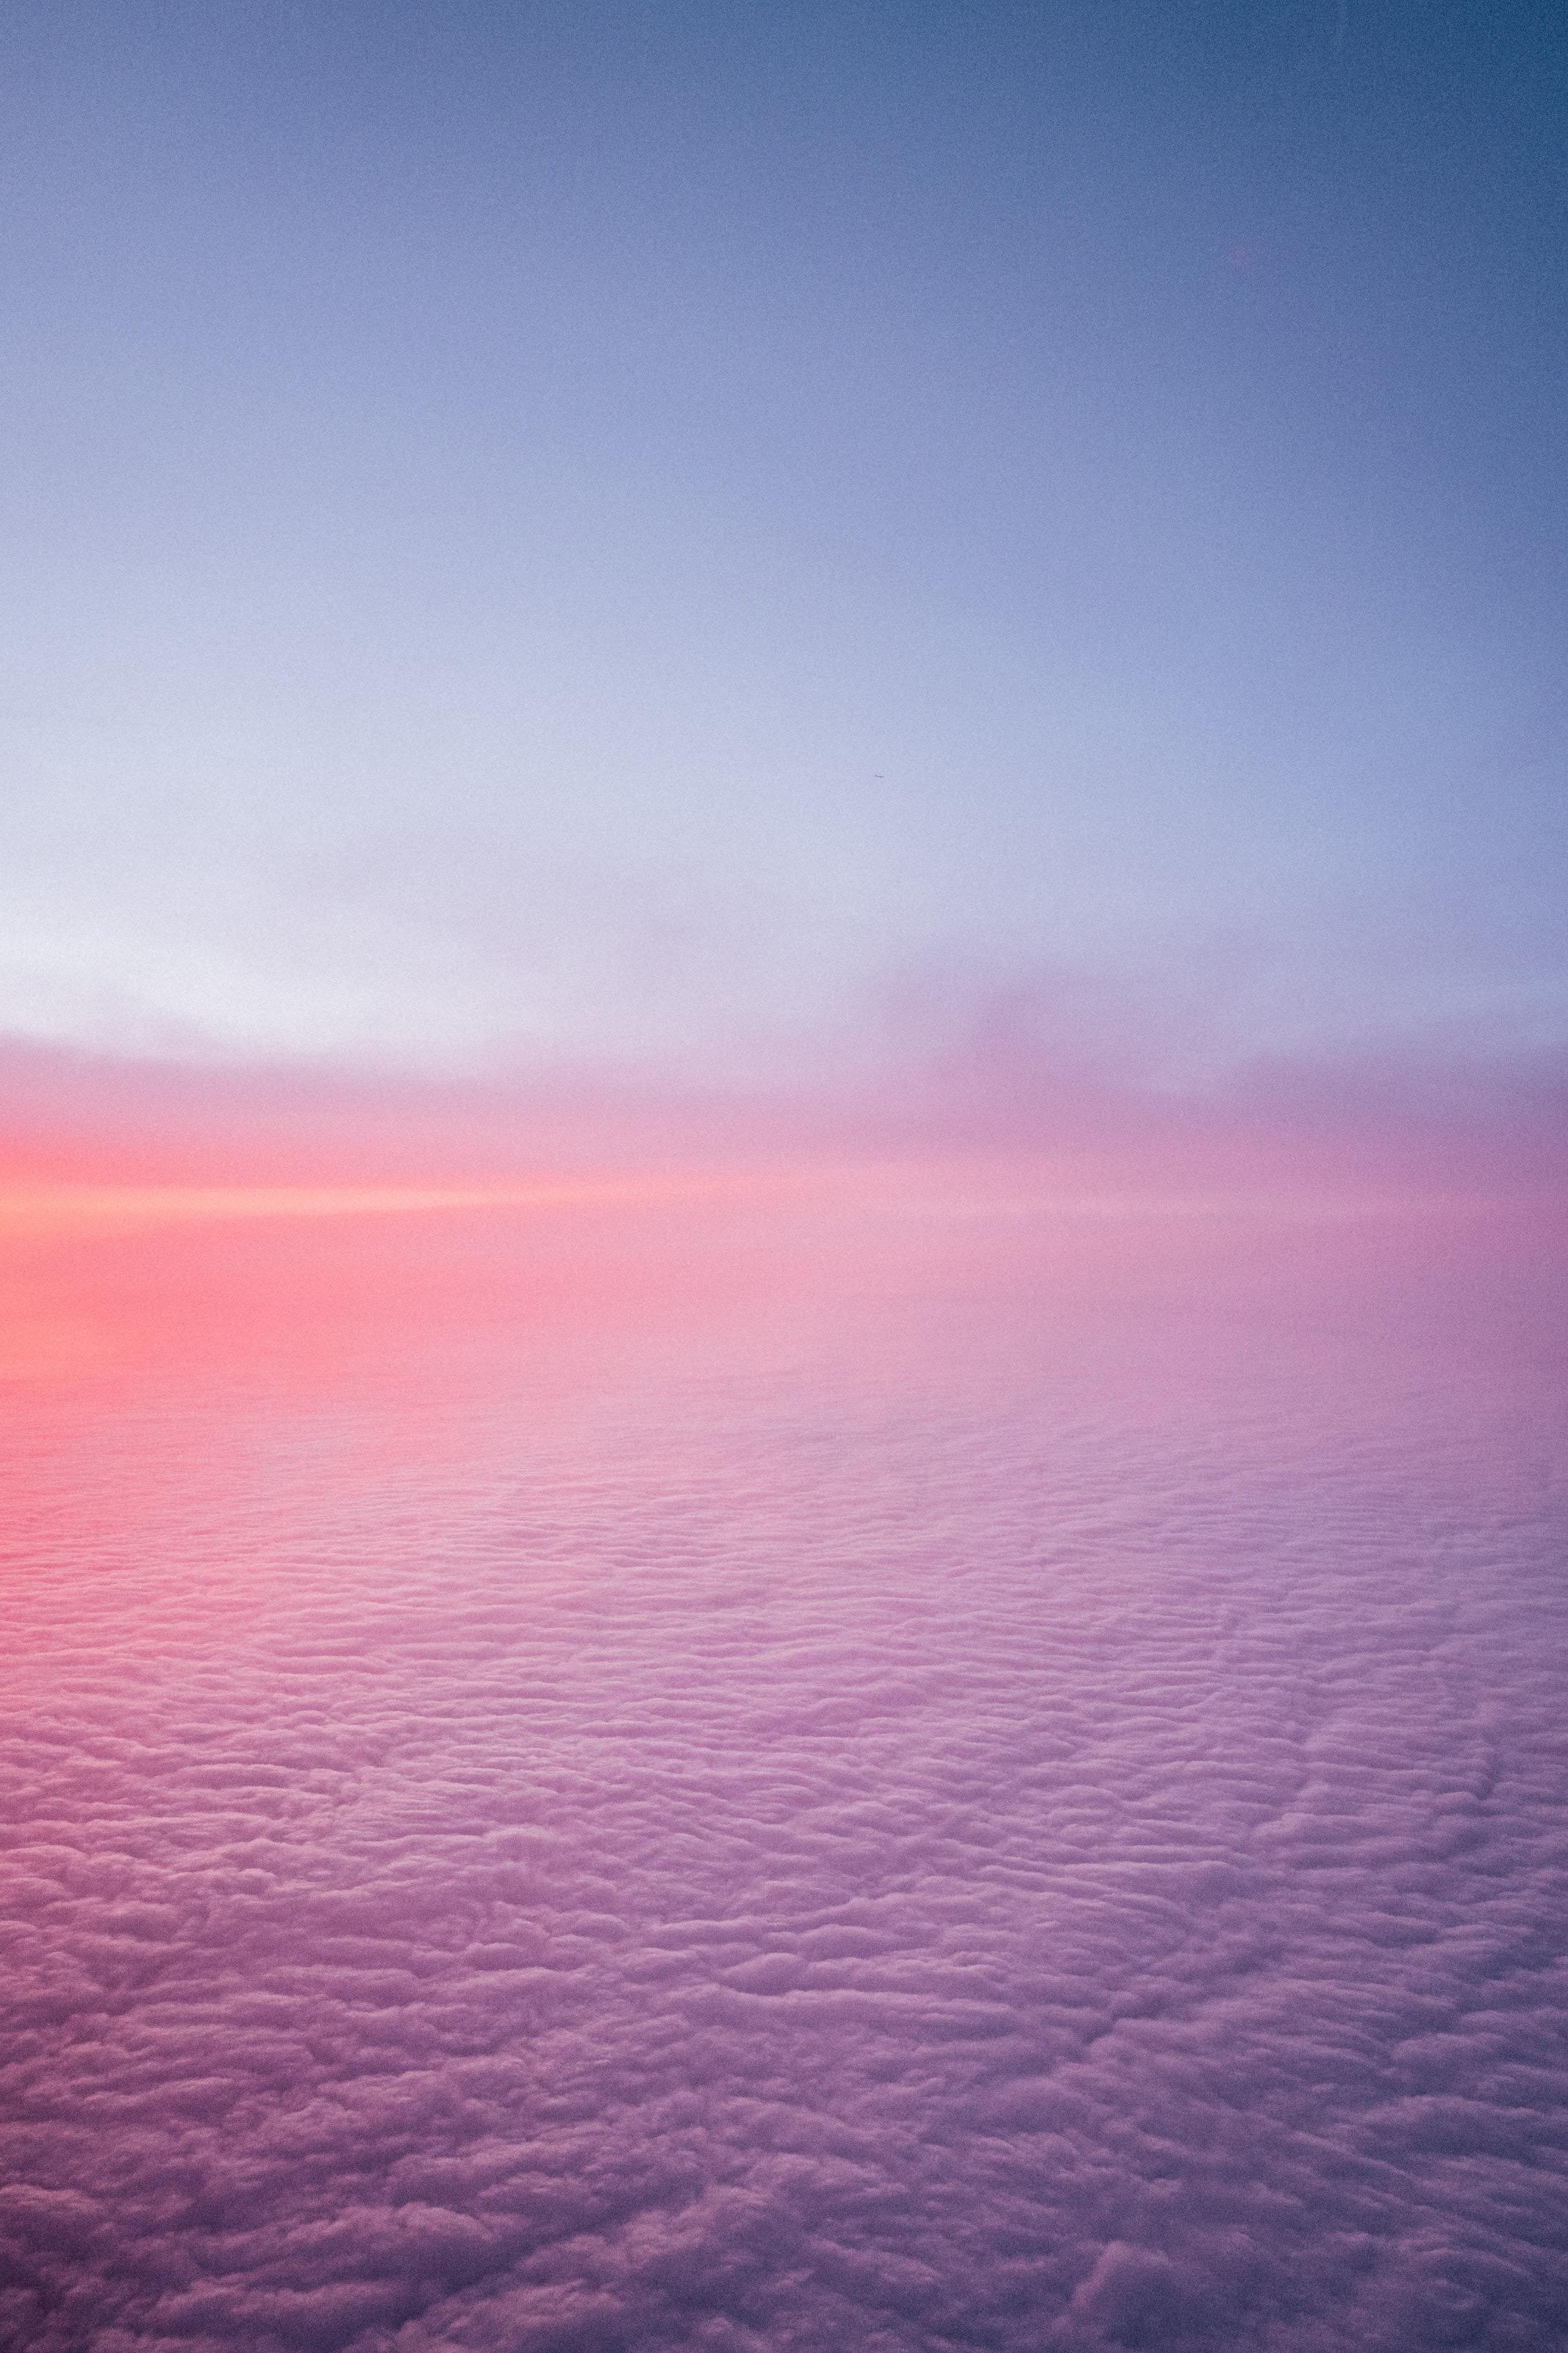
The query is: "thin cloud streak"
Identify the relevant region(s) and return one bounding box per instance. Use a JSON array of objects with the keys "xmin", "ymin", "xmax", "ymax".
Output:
[{"xmin": 1, "ymin": 1025, "xmax": 1563, "ymax": 1212}]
